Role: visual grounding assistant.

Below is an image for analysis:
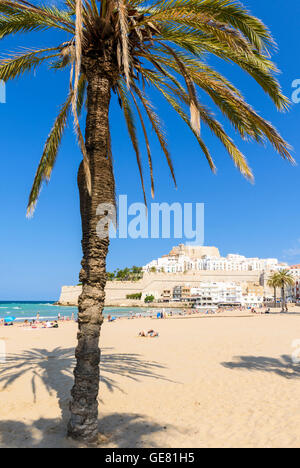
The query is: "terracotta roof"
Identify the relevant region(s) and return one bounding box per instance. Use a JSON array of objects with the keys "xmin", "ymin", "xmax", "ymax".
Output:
[{"xmin": 290, "ymin": 264, "xmax": 300, "ymax": 269}]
